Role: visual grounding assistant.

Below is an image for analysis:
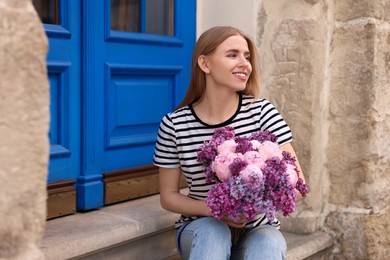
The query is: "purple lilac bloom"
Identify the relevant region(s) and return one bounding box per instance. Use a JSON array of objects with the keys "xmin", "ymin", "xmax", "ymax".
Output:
[
  {"xmin": 258, "ymin": 200, "xmax": 277, "ymax": 221},
  {"xmin": 234, "ymin": 136, "xmax": 254, "ymax": 154},
  {"xmin": 213, "ymin": 126, "xmax": 235, "ymax": 143},
  {"xmin": 296, "ymin": 178, "xmax": 309, "ymax": 197},
  {"xmin": 245, "ymin": 172, "xmax": 264, "ymax": 190},
  {"xmin": 282, "ymin": 150, "xmax": 296, "ymax": 164},
  {"xmin": 197, "ymin": 142, "xmax": 217, "ymax": 165},
  {"xmin": 249, "ymin": 130, "xmax": 278, "ymax": 143},
  {"xmin": 228, "ymin": 158, "xmax": 248, "ymax": 176},
  {"xmin": 228, "ymin": 176, "xmax": 246, "ymax": 200},
  {"xmin": 204, "ymin": 165, "xmax": 215, "ymax": 184}
]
